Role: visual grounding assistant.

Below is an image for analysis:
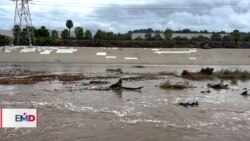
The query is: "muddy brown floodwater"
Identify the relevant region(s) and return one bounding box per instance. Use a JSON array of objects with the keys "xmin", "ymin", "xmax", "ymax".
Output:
[{"xmin": 0, "ymin": 63, "xmax": 250, "ymax": 141}]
